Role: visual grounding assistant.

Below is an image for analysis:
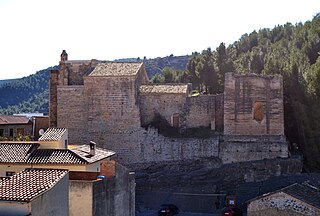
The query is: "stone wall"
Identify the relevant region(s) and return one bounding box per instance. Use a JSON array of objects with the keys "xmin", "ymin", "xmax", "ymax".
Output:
[
  {"xmin": 137, "ymin": 127, "xmax": 219, "ymax": 165},
  {"xmin": 215, "ymin": 94, "xmax": 224, "ymax": 132},
  {"xmin": 224, "ymin": 73, "xmax": 284, "ymax": 135},
  {"xmin": 247, "ymin": 192, "xmax": 320, "ymax": 216},
  {"xmin": 94, "ymin": 127, "xmax": 219, "ymax": 166},
  {"xmin": 139, "ymin": 93, "xmax": 187, "ymax": 127},
  {"xmin": 57, "ymin": 86, "xmax": 87, "ymax": 144},
  {"xmin": 139, "ymin": 92, "xmax": 221, "ymax": 131},
  {"xmin": 220, "ymin": 135, "xmax": 288, "ymax": 164},
  {"xmin": 59, "ymin": 60, "xmax": 99, "ymax": 85},
  {"xmin": 84, "ymin": 75, "xmax": 142, "ymax": 145},
  {"xmin": 185, "ymin": 95, "xmax": 216, "ymax": 129},
  {"xmin": 135, "ymin": 154, "xmax": 302, "ymax": 188}
]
